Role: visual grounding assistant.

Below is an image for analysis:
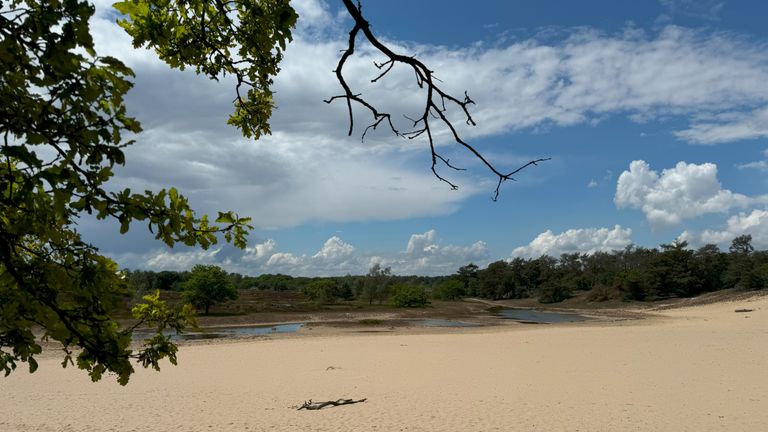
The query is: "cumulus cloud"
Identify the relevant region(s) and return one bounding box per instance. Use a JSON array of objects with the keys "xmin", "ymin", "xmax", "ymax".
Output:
[
  {"xmin": 615, "ymin": 160, "xmax": 758, "ymax": 229},
  {"xmin": 679, "ymin": 209, "xmax": 768, "ymax": 249},
  {"xmin": 398, "ymin": 230, "xmax": 489, "ymax": 274},
  {"xmin": 112, "ymin": 230, "xmax": 488, "ymax": 276},
  {"xmin": 511, "ymin": 225, "xmax": 633, "ymax": 258},
  {"xmin": 138, "ymin": 248, "xmax": 222, "ymax": 271}
]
